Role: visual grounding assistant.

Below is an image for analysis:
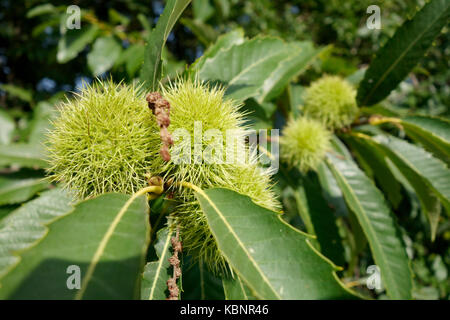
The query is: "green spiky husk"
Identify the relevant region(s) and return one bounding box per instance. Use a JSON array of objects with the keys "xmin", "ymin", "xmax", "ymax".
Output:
[
  {"xmin": 303, "ymin": 75, "xmax": 358, "ymax": 129},
  {"xmin": 46, "ymin": 80, "xmax": 160, "ymax": 198},
  {"xmin": 148, "ymin": 79, "xmax": 279, "ymax": 274},
  {"xmin": 47, "ymin": 78, "xmax": 278, "ymax": 274},
  {"xmin": 280, "ymin": 117, "xmax": 331, "ymax": 173}
]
